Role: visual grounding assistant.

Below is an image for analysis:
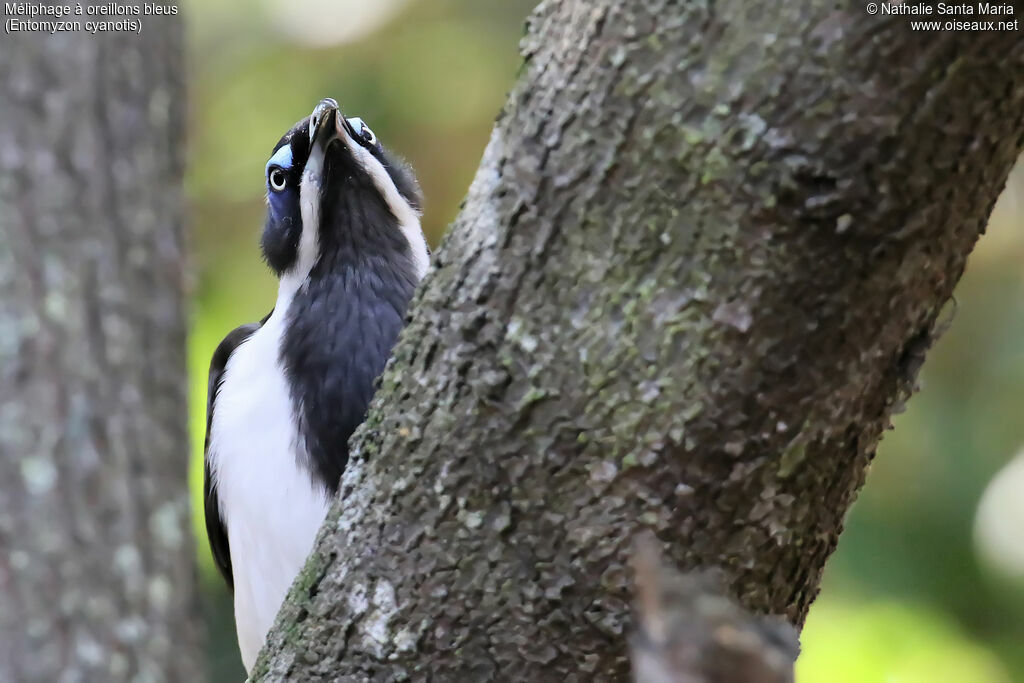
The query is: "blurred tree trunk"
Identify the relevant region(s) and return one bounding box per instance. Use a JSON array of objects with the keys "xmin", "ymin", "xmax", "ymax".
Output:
[
  {"xmin": 249, "ymin": 2, "xmax": 1024, "ymax": 681},
  {"xmin": 0, "ymin": 17, "xmax": 201, "ymax": 683}
]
